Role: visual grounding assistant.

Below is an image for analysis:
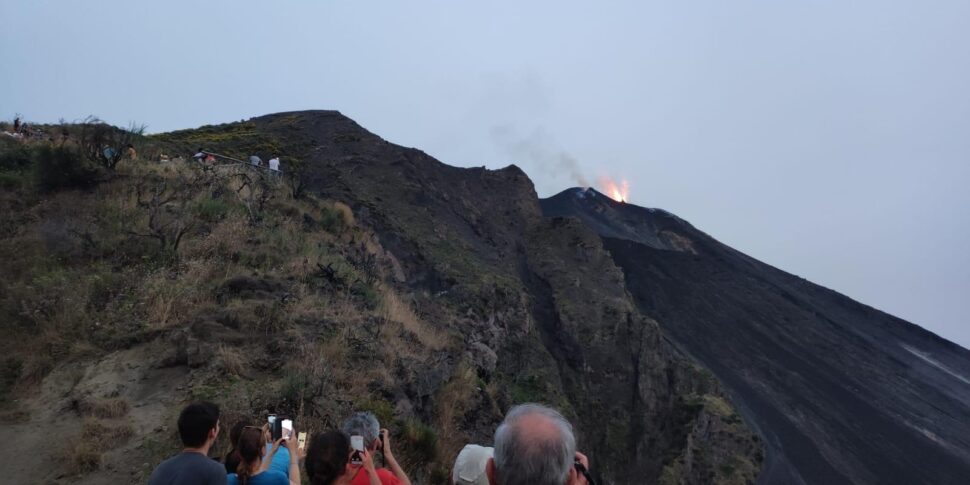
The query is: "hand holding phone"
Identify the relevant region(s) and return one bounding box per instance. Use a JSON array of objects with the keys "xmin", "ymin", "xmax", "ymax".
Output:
[
  {"xmin": 350, "ymin": 435, "xmax": 364, "ymax": 465},
  {"xmin": 282, "ymin": 419, "xmax": 294, "ymax": 441}
]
